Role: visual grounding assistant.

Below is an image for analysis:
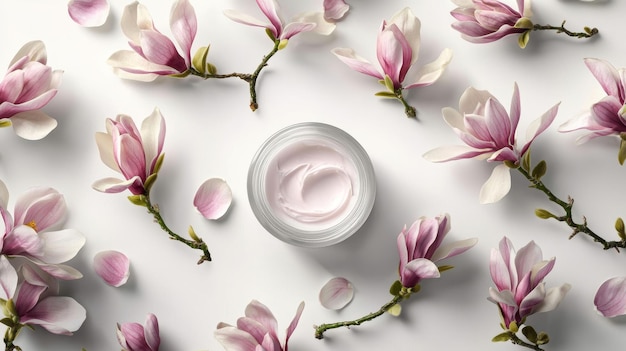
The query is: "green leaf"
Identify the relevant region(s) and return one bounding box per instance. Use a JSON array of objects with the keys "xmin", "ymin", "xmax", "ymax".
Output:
[
  {"xmin": 0, "ymin": 317, "xmax": 14, "ymax": 327},
  {"xmin": 188, "ymin": 225, "xmax": 201, "ymax": 242},
  {"xmin": 265, "ymin": 28, "xmax": 276, "ymax": 41},
  {"xmin": 535, "ymin": 209, "xmax": 555, "ymax": 219},
  {"xmin": 531, "ymin": 160, "xmax": 547, "ymax": 180},
  {"xmin": 206, "ymin": 62, "xmax": 217, "ymax": 76},
  {"xmin": 144, "ymin": 173, "xmax": 158, "ymax": 193},
  {"xmin": 508, "ymin": 321, "xmax": 519, "ymax": 333},
  {"xmin": 383, "ymin": 75, "xmax": 395, "ymax": 92},
  {"xmin": 522, "ymin": 325, "xmax": 538, "ymax": 344},
  {"xmin": 389, "ymin": 280, "xmax": 402, "ymax": 296},
  {"xmin": 518, "ymin": 30, "xmax": 531, "ymax": 49},
  {"xmin": 277, "ymin": 39, "xmax": 289, "ymax": 50},
  {"xmin": 521, "ymin": 150, "xmax": 531, "ymax": 172},
  {"xmin": 128, "ymin": 195, "xmax": 148, "ymax": 207},
  {"xmin": 374, "ymin": 91, "xmax": 397, "ymax": 98},
  {"xmin": 616, "ymin": 217, "xmax": 626, "ymax": 240},
  {"xmin": 192, "ymin": 46, "xmax": 210, "ymax": 75},
  {"xmin": 437, "ymin": 265, "xmax": 454, "ymax": 273},
  {"xmin": 514, "ymin": 17, "xmax": 534, "ymax": 30},
  {"xmin": 153, "ymin": 153, "xmax": 165, "ymax": 175},
  {"xmin": 618, "ymin": 138, "xmax": 626, "ymax": 165},
  {"xmin": 491, "ymin": 332, "xmax": 511, "ymax": 342}
]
